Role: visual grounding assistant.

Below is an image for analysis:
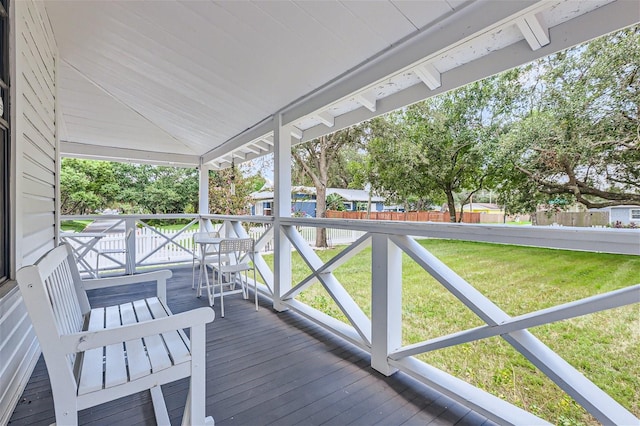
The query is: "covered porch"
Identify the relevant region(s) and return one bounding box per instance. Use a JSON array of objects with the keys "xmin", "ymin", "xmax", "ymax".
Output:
[
  {"xmin": 2, "ymin": 1, "xmax": 639, "ymax": 425},
  {"xmin": 10, "ymin": 266, "xmax": 495, "ymax": 426}
]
